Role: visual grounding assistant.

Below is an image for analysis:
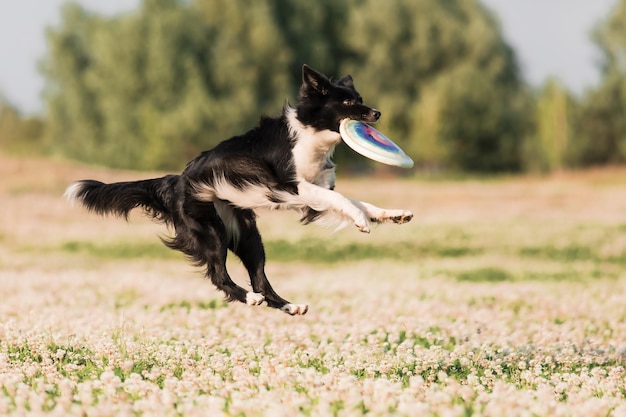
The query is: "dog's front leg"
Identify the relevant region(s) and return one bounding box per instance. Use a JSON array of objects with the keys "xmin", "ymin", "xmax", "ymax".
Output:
[
  {"xmin": 297, "ymin": 181, "xmax": 371, "ymax": 233},
  {"xmin": 349, "ymin": 200, "xmax": 413, "ymax": 225}
]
